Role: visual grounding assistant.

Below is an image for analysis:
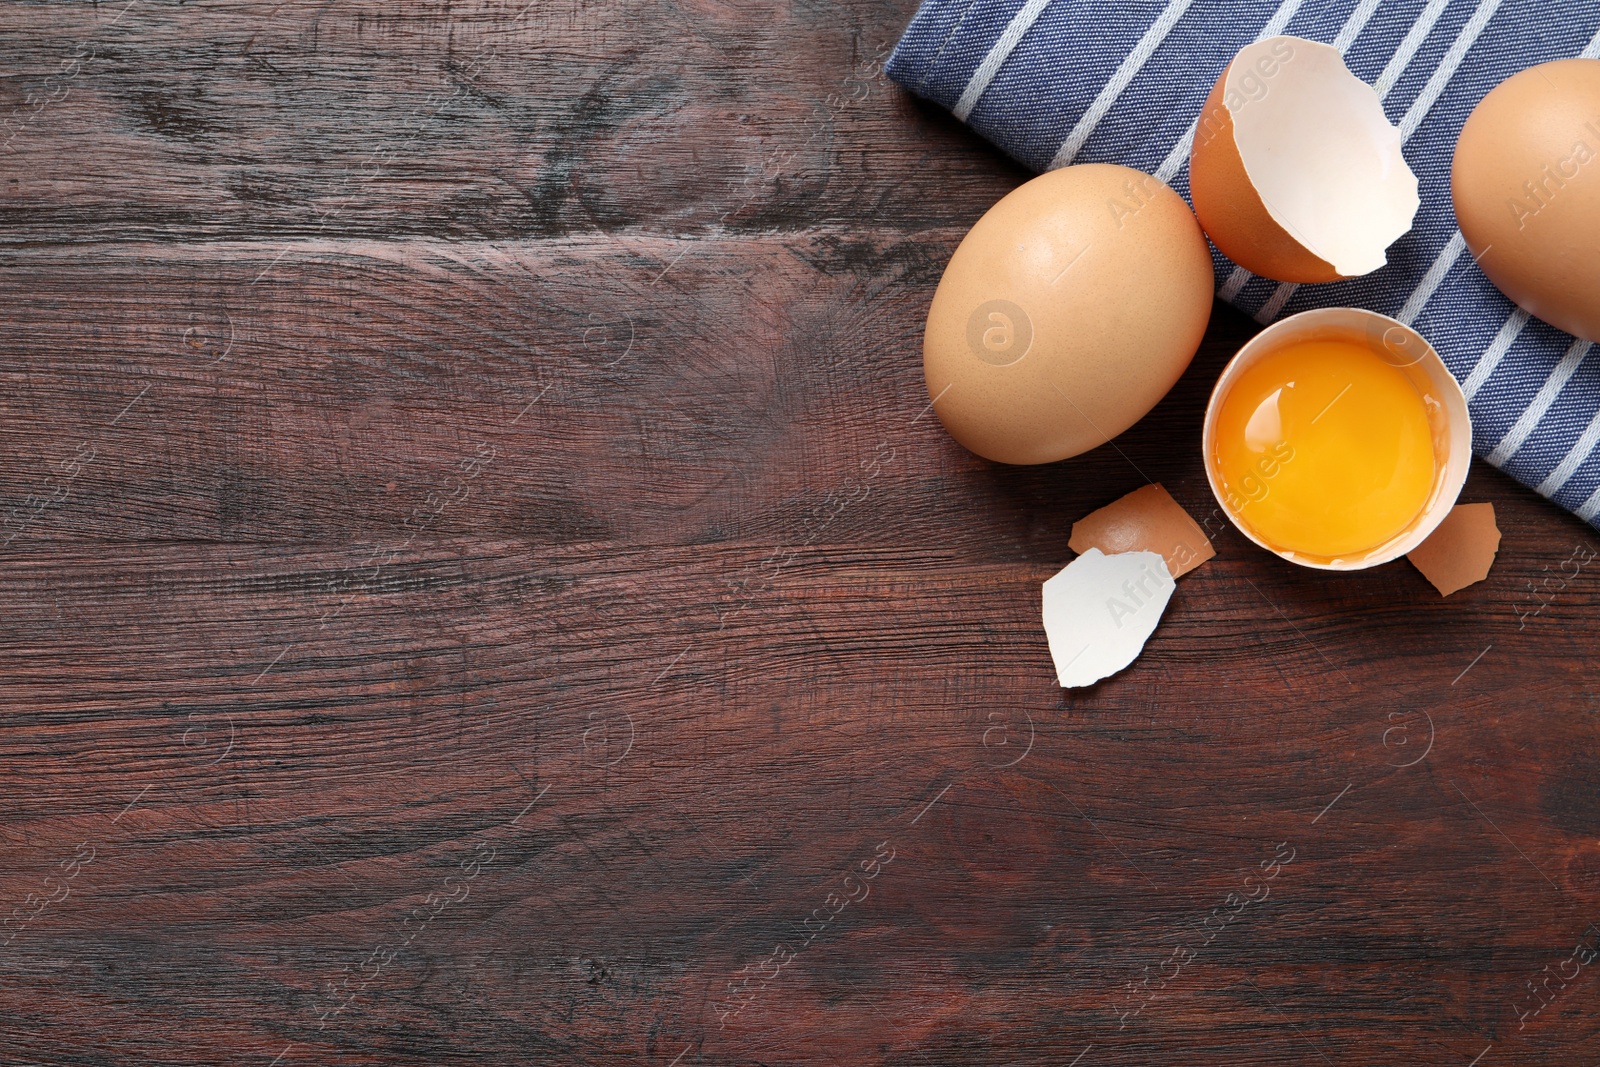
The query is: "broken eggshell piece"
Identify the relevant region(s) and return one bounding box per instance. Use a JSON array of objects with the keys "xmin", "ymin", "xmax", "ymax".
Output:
[
  {"xmin": 1042, "ymin": 548, "xmax": 1175, "ymax": 688},
  {"xmin": 1406, "ymin": 502, "xmax": 1501, "ymax": 597},
  {"xmin": 1190, "ymin": 36, "xmax": 1420, "ymax": 283},
  {"xmin": 1068, "ymin": 483, "xmax": 1215, "ymax": 579}
]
